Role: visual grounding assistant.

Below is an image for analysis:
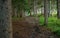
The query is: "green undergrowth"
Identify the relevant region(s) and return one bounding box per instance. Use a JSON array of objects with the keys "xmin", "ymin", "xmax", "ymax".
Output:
[
  {"xmin": 39, "ymin": 16, "xmax": 60, "ymax": 36},
  {"xmin": 12, "ymin": 16, "xmax": 60, "ymax": 36}
]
